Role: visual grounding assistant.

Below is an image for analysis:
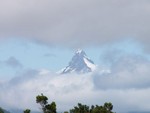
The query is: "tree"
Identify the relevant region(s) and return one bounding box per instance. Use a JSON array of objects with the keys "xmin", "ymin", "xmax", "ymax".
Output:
[
  {"xmin": 90, "ymin": 102, "xmax": 114, "ymax": 113},
  {"xmin": 69, "ymin": 102, "xmax": 114, "ymax": 113},
  {"xmin": 23, "ymin": 109, "xmax": 31, "ymax": 113},
  {"xmin": 70, "ymin": 103, "xmax": 90, "ymax": 113},
  {"xmin": 45, "ymin": 102, "xmax": 56, "ymax": 113},
  {"xmin": 0, "ymin": 108, "xmax": 4, "ymax": 113},
  {"xmin": 36, "ymin": 93, "xmax": 56, "ymax": 113},
  {"xmin": 36, "ymin": 93, "xmax": 48, "ymax": 113},
  {"xmin": 0, "ymin": 107, "xmax": 10, "ymax": 113},
  {"xmin": 64, "ymin": 111, "xmax": 69, "ymax": 113},
  {"xmin": 104, "ymin": 102, "xmax": 113, "ymax": 113}
]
